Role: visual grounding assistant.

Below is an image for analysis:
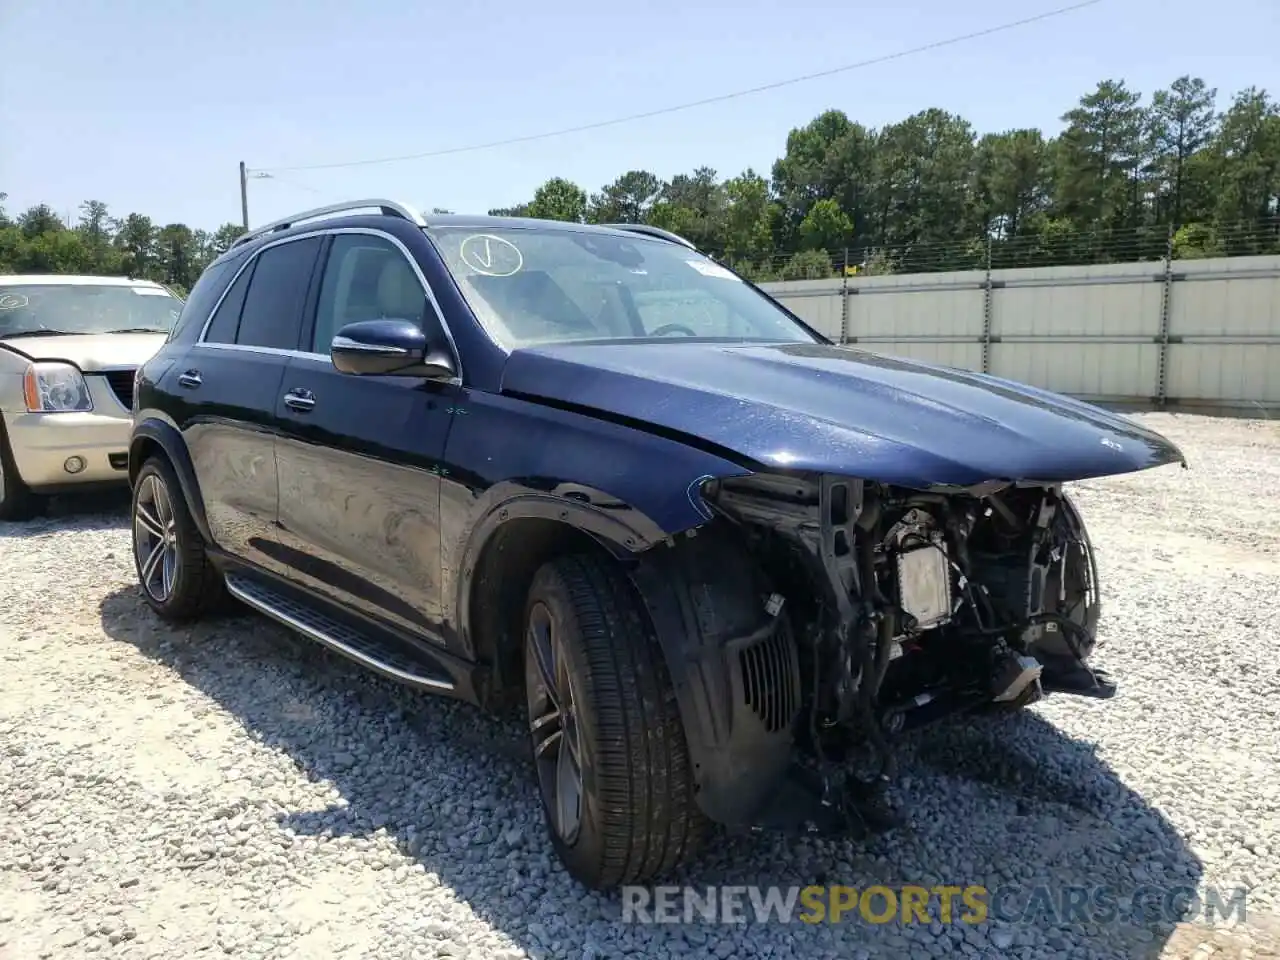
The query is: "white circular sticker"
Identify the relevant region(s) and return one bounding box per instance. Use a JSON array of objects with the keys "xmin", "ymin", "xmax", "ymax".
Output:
[
  {"xmin": 0, "ymin": 293, "xmax": 29, "ymax": 311},
  {"xmin": 460, "ymin": 234, "xmax": 524, "ymax": 277}
]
